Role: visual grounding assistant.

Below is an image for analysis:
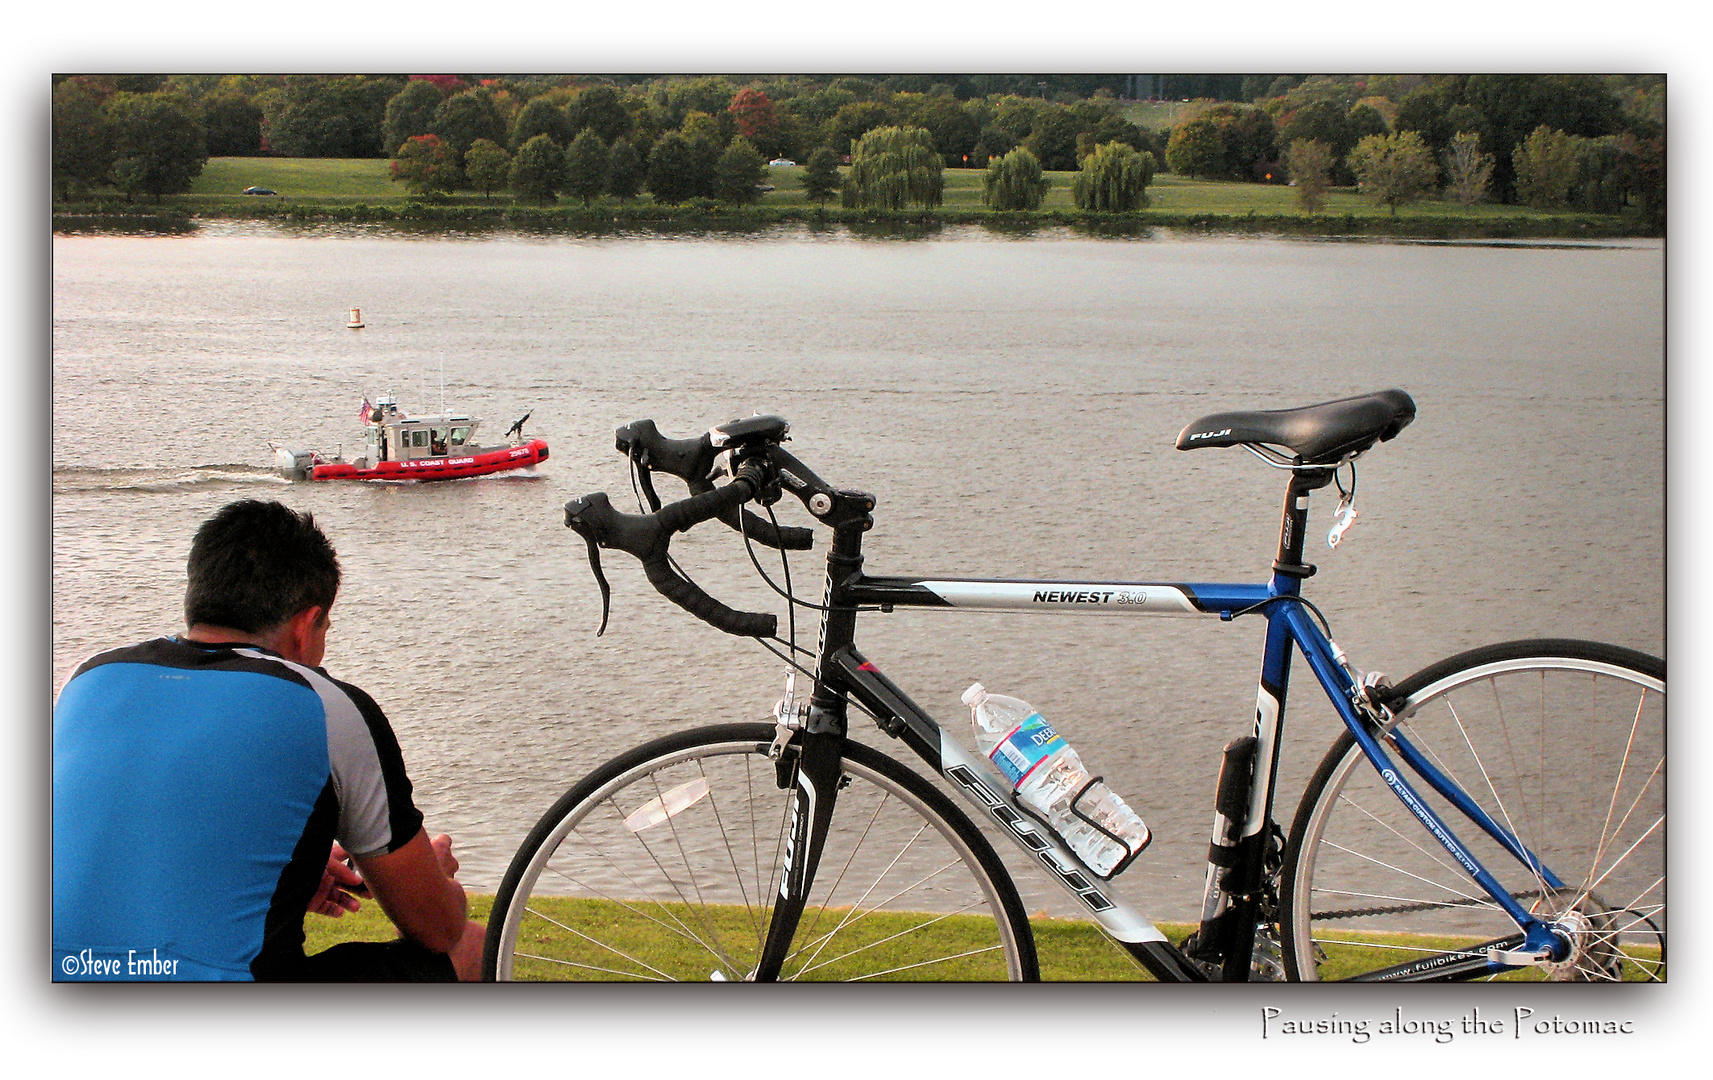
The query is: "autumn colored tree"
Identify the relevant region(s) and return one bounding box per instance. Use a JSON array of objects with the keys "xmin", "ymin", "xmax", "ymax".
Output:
[
  {"xmin": 1347, "ymin": 130, "xmax": 1438, "ymax": 215},
  {"xmin": 1165, "ymin": 117, "xmax": 1225, "ymax": 178},
  {"xmin": 727, "ymin": 87, "xmax": 780, "ymax": 151},
  {"xmin": 389, "ymin": 133, "xmax": 457, "ymax": 195}
]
